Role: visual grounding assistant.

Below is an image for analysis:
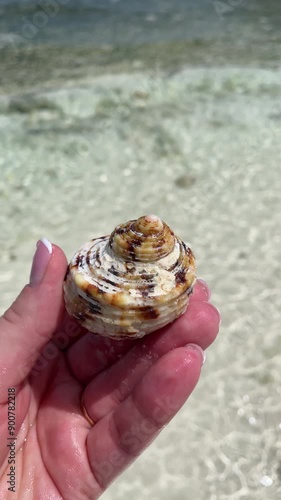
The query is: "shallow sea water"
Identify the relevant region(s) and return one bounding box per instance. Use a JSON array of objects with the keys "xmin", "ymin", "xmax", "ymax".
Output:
[{"xmin": 1, "ymin": 1, "xmax": 281, "ymax": 499}]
